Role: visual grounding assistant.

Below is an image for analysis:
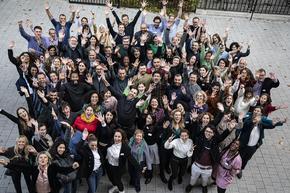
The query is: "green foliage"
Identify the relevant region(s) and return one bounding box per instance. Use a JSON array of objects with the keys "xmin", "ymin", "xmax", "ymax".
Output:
[{"xmin": 117, "ymin": 0, "xmax": 199, "ymax": 15}]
